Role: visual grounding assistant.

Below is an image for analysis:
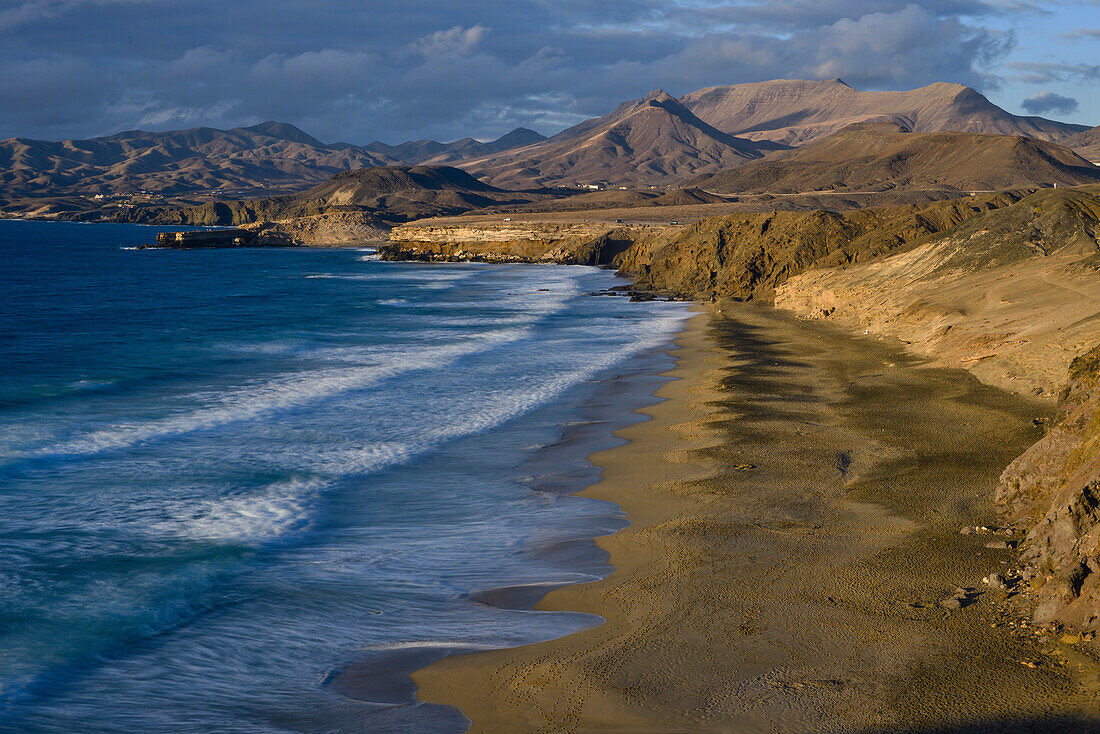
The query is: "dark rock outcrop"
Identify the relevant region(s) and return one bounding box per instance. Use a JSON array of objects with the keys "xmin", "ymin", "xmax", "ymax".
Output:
[
  {"xmin": 153, "ymin": 229, "xmax": 260, "ymax": 248},
  {"xmin": 997, "ymin": 346, "xmax": 1100, "ymax": 629}
]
